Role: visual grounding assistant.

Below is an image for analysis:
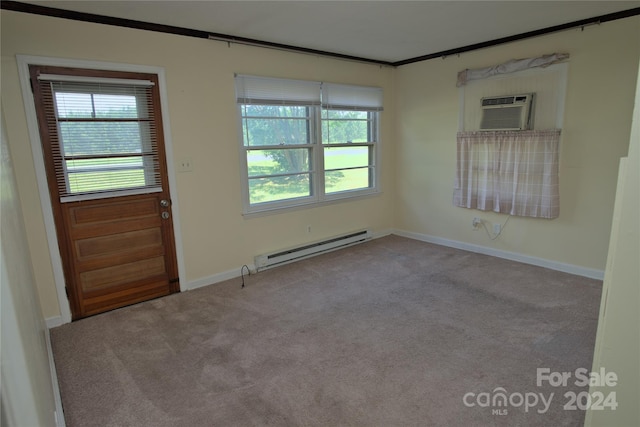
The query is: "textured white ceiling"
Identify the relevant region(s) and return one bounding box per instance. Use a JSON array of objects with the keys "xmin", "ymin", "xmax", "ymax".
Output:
[{"xmin": 24, "ymin": 1, "xmax": 639, "ymax": 63}]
